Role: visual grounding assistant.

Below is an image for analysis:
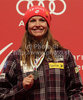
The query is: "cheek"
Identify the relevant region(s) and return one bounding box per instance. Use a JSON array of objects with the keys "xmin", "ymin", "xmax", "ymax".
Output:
[
  {"xmin": 44, "ymin": 25, "xmax": 48, "ymax": 32},
  {"xmin": 43, "ymin": 23, "xmax": 48, "ymax": 29},
  {"xmin": 28, "ymin": 22, "xmax": 34, "ymax": 29},
  {"xmin": 28, "ymin": 25, "xmax": 33, "ymax": 33},
  {"xmin": 28, "ymin": 24, "xmax": 32, "ymax": 29}
]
